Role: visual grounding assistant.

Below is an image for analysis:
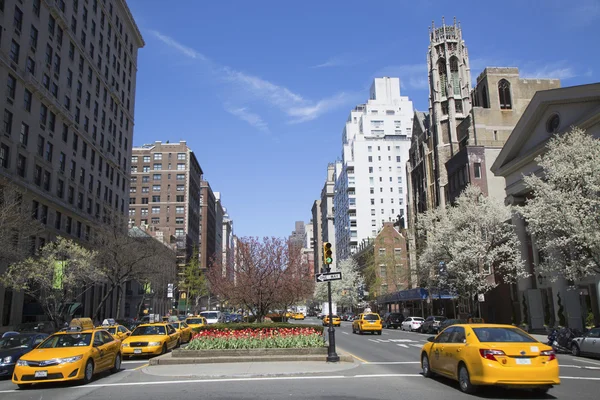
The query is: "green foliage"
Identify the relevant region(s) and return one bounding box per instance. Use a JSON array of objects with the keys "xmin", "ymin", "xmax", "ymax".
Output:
[
  {"xmin": 586, "ymin": 312, "xmax": 594, "ymax": 328},
  {"xmin": 186, "ymin": 334, "xmax": 326, "ymax": 350},
  {"xmin": 557, "ymin": 293, "xmax": 566, "ymax": 327},
  {"xmin": 1, "ymin": 237, "xmax": 98, "ymax": 326},
  {"xmin": 181, "ymin": 247, "xmax": 208, "ymax": 313},
  {"xmin": 191, "ymin": 323, "xmax": 324, "ymax": 334}
]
